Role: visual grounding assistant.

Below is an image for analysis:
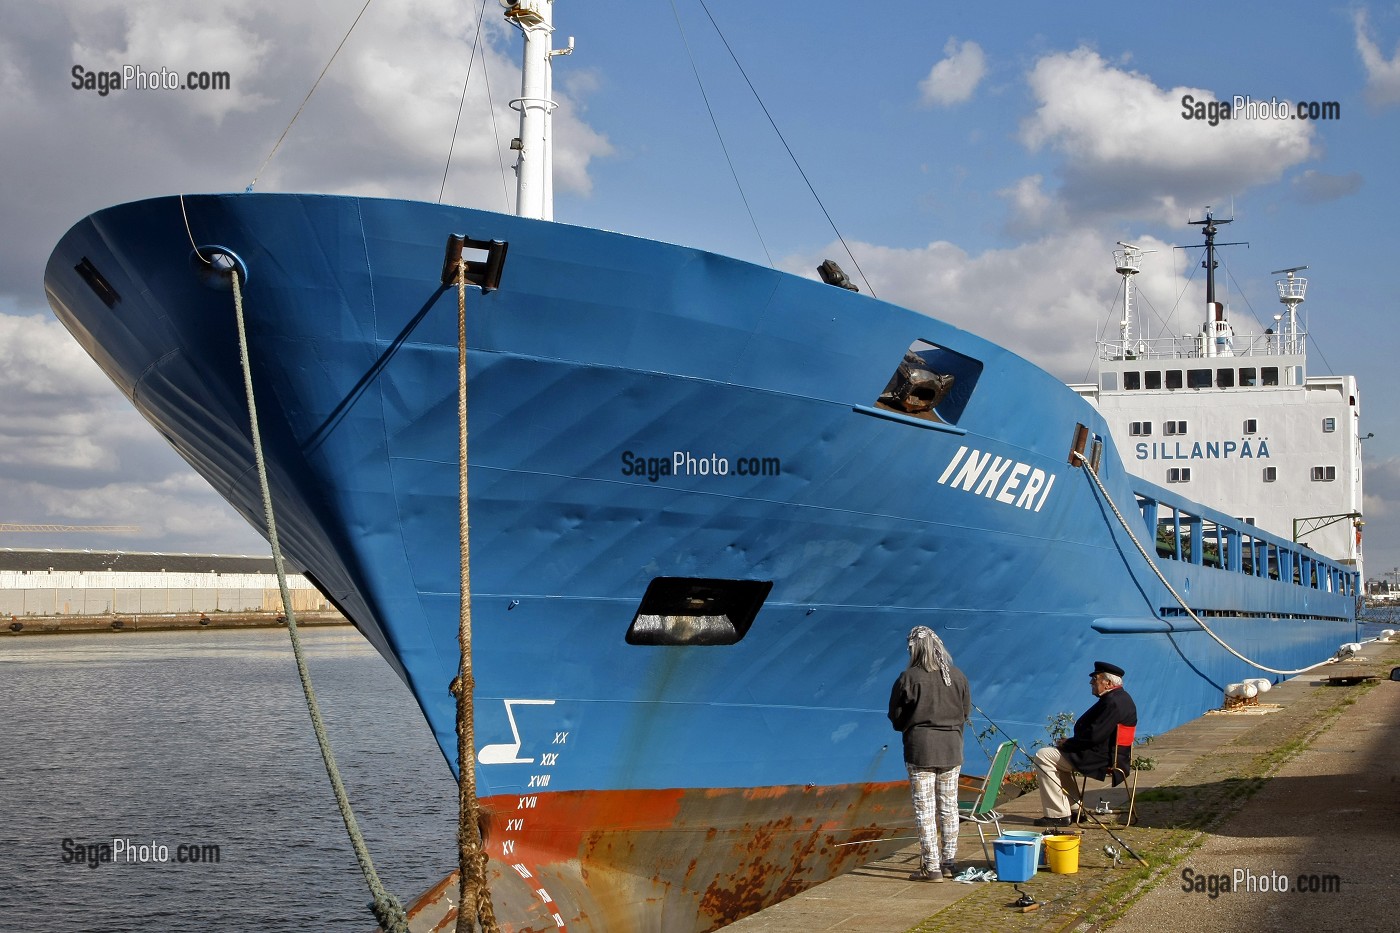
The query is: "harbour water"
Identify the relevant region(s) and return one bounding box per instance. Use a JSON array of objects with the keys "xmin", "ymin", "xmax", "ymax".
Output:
[{"xmin": 0, "ymin": 627, "xmax": 458, "ymax": 932}]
